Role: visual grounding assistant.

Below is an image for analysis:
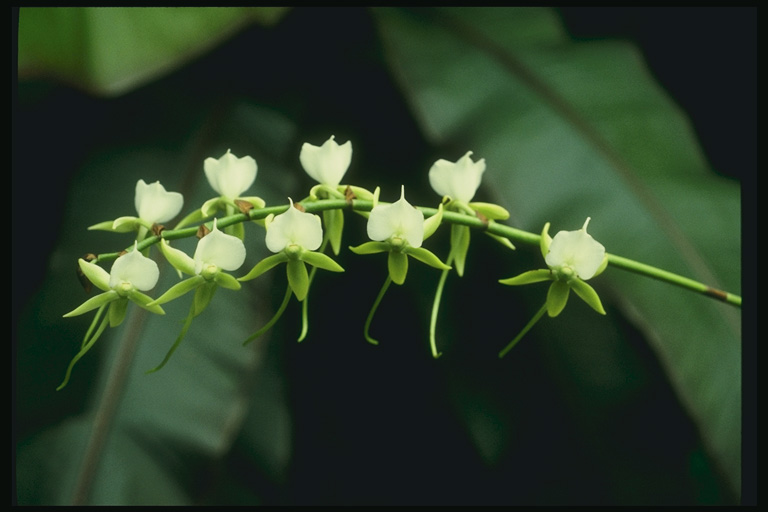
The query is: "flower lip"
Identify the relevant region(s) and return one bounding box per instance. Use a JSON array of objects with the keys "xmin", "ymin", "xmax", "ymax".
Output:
[
  {"xmin": 265, "ymin": 198, "xmax": 324, "ymax": 253},
  {"xmin": 193, "ymin": 218, "xmax": 247, "ymax": 275},
  {"xmin": 366, "ymin": 185, "xmax": 424, "ymax": 248},
  {"xmin": 545, "ymin": 217, "xmax": 605, "ymax": 280},
  {"xmin": 135, "ymin": 179, "xmax": 184, "ymax": 225},
  {"xmin": 299, "ymin": 135, "xmax": 352, "ymax": 187},
  {"xmin": 204, "ymin": 149, "xmax": 257, "ymax": 199},
  {"xmin": 428, "ymin": 151, "xmax": 486, "ymax": 203},
  {"xmin": 108, "ymin": 241, "xmax": 160, "ymax": 291}
]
